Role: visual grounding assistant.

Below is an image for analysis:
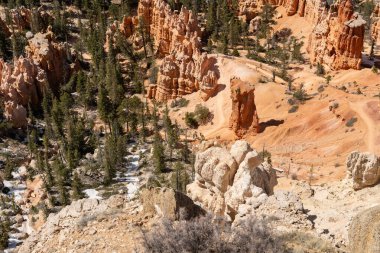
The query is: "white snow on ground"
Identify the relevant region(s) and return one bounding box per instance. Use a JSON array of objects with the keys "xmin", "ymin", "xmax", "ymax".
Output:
[
  {"xmin": 3, "ymin": 180, "xmax": 27, "ymax": 202},
  {"xmin": 114, "ymin": 143, "xmax": 149, "ymax": 199},
  {"xmin": 20, "ymin": 215, "xmax": 34, "ymax": 234},
  {"xmin": 83, "ymin": 189, "xmax": 102, "ymax": 200},
  {"xmin": 4, "ymin": 167, "xmax": 34, "ymax": 252}
]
